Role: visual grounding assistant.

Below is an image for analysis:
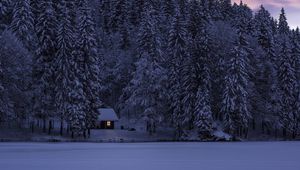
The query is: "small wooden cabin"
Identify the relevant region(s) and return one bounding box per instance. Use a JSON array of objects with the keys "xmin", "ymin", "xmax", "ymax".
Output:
[{"xmin": 97, "ymin": 108, "xmax": 119, "ymax": 129}]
